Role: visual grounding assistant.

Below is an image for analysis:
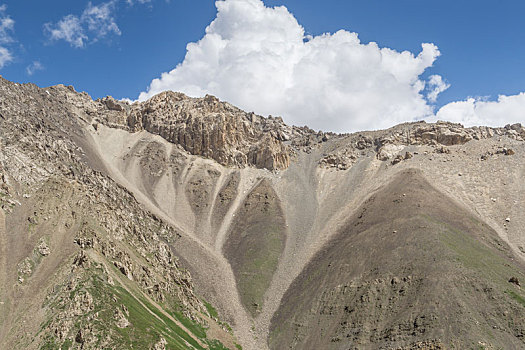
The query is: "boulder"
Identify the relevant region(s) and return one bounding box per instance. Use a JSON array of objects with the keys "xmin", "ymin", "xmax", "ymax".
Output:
[{"xmin": 377, "ymin": 144, "xmax": 404, "ymax": 161}]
